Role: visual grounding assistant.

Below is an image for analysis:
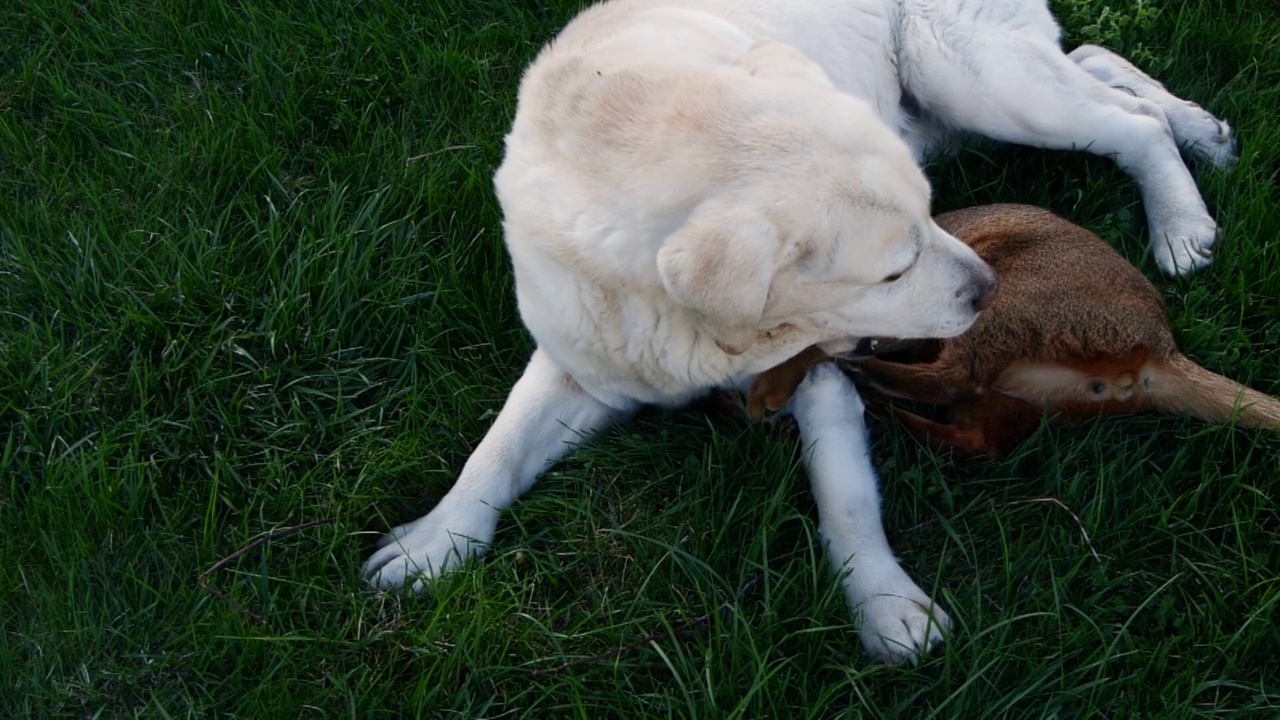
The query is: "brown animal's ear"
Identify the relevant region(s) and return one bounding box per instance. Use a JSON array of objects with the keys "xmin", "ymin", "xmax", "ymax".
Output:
[{"xmin": 657, "ymin": 204, "xmax": 781, "ymax": 356}]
